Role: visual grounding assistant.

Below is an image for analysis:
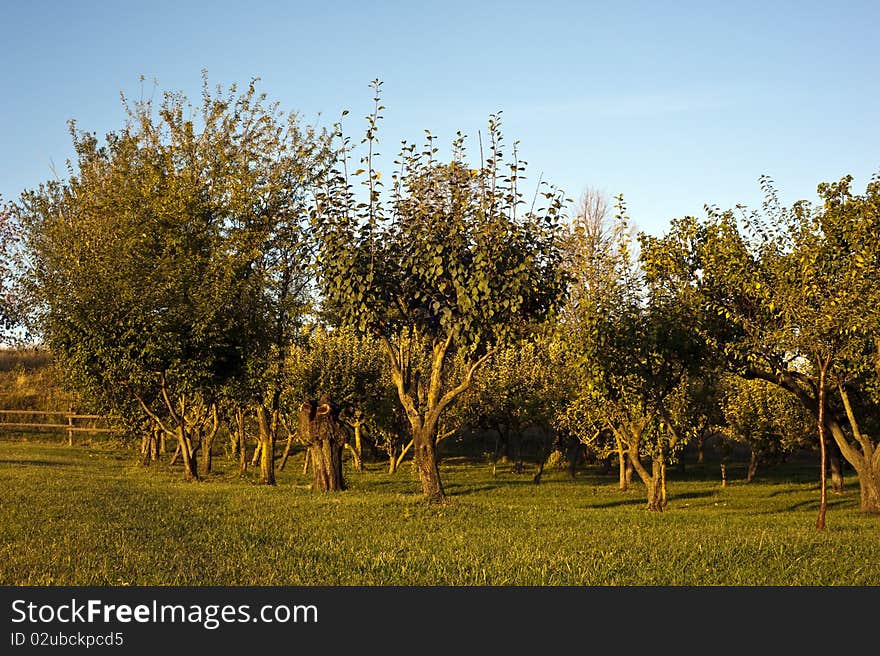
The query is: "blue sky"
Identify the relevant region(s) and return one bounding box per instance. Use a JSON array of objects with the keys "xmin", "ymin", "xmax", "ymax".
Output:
[{"xmin": 2, "ymin": 0, "xmax": 878, "ymax": 236}]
